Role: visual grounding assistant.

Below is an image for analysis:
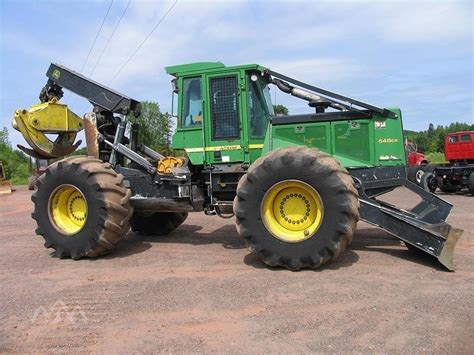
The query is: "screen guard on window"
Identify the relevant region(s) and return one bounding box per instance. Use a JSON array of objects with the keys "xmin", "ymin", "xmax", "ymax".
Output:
[{"xmin": 210, "ymin": 76, "xmax": 240, "ymax": 140}]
